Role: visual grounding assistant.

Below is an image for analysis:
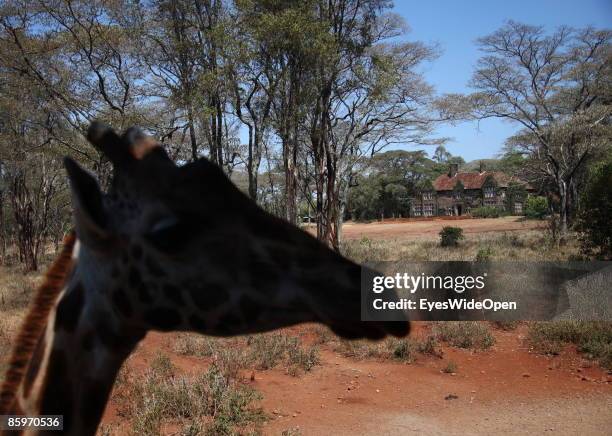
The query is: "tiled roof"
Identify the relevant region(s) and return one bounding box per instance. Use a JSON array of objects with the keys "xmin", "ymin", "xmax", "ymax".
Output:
[{"xmin": 433, "ymin": 171, "xmax": 517, "ymax": 191}]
